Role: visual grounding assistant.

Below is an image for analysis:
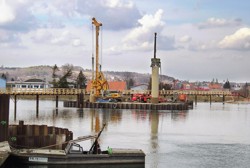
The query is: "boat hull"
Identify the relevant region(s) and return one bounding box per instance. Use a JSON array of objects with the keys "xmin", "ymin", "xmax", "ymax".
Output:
[{"xmin": 10, "ymin": 149, "xmax": 145, "ymax": 165}]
